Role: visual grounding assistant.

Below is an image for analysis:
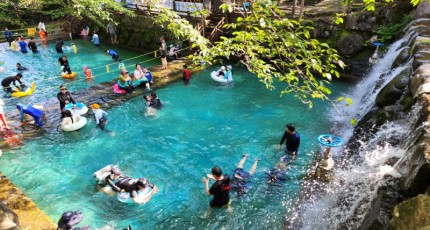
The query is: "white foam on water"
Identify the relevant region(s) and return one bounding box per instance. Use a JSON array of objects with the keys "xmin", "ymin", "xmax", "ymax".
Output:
[{"xmin": 297, "ymin": 31, "xmax": 420, "ymax": 229}]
